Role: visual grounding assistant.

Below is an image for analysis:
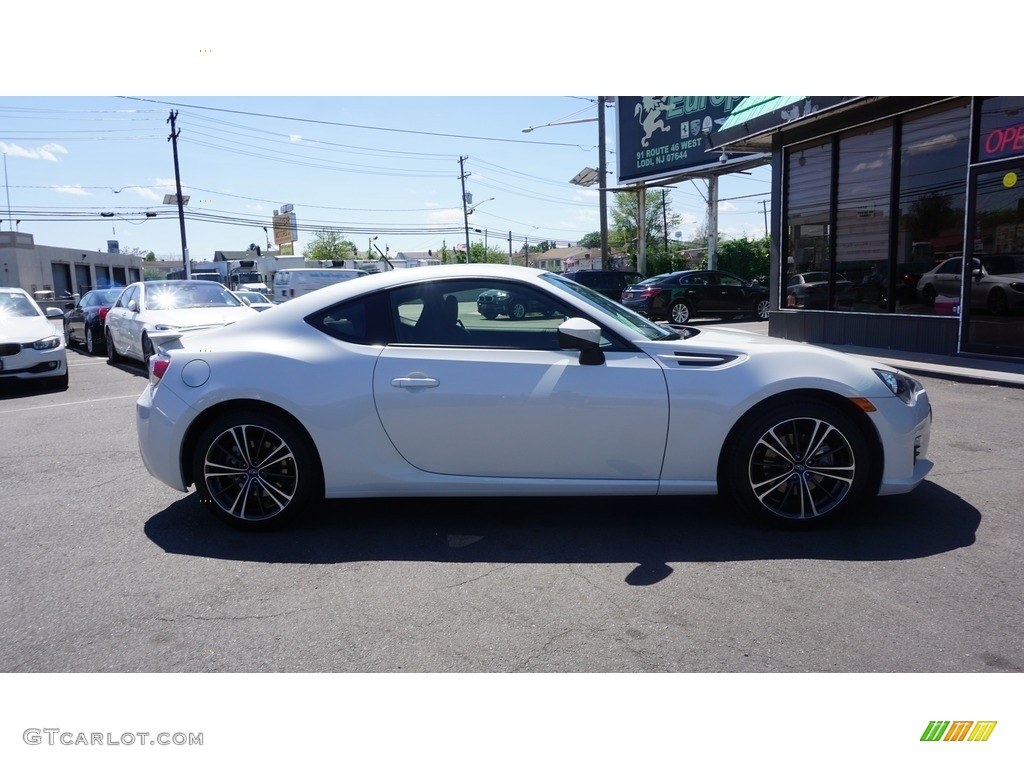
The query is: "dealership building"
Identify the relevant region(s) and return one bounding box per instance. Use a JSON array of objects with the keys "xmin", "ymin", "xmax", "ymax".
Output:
[
  {"xmin": 617, "ymin": 96, "xmax": 1024, "ymax": 362},
  {"xmin": 0, "ymin": 231, "xmax": 144, "ymax": 300}
]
